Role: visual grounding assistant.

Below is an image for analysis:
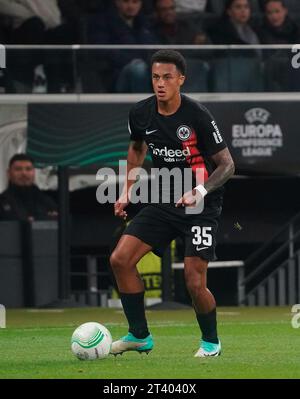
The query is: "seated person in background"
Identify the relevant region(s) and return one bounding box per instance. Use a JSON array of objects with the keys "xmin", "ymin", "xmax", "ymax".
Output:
[
  {"xmin": 208, "ymin": 0, "xmax": 262, "ymax": 92},
  {"xmin": 258, "ymin": 0, "xmax": 300, "ymax": 14},
  {"xmin": 257, "ymin": 0, "xmax": 300, "ymax": 91},
  {"xmin": 0, "ymin": 0, "xmax": 80, "ymax": 43},
  {"xmin": 88, "ymin": 0, "xmax": 157, "ymax": 93},
  {"xmin": 153, "ymin": 0, "xmax": 210, "ymax": 44},
  {"xmin": 0, "ymin": 0, "xmax": 62, "ymax": 42},
  {"xmin": 258, "ymin": 0, "xmax": 300, "ymax": 43},
  {"xmin": 0, "ymin": 154, "xmax": 58, "ymax": 222},
  {"xmin": 153, "ymin": 0, "xmax": 211, "ymax": 91},
  {"xmin": 0, "ymin": 0, "xmax": 78, "ymax": 93},
  {"xmin": 209, "ymin": 0, "xmax": 260, "ymax": 46}
]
